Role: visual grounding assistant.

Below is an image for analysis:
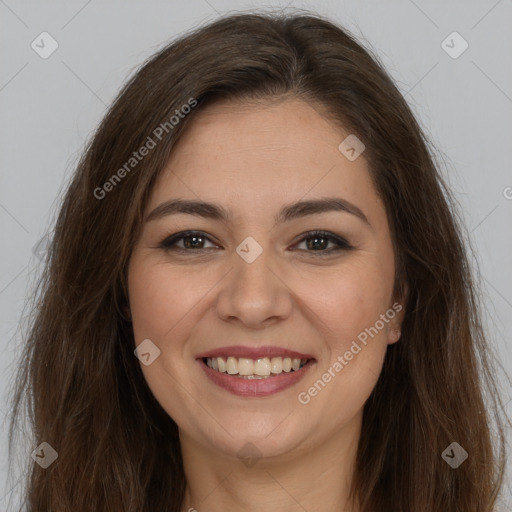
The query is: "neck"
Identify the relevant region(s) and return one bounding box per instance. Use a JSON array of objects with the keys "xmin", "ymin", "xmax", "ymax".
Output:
[{"xmin": 179, "ymin": 413, "xmax": 362, "ymax": 512}]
